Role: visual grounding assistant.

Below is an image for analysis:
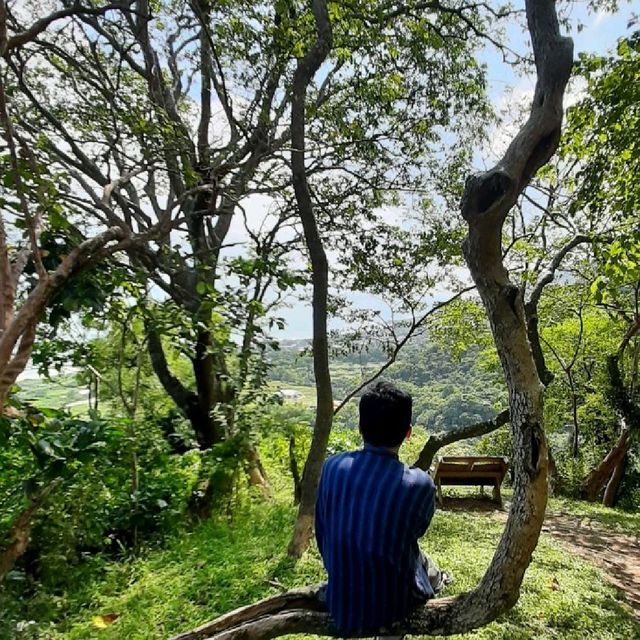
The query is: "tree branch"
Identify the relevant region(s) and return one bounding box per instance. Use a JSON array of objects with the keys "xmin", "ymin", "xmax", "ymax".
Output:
[
  {"xmin": 414, "ymin": 409, "xmax": 510, "ymax": 471},
  {"xmin": 527, "ymin": 234, "xmax": 591, "ymax": 309},
  {"xmin": 523, "ymin": 234, "xmax": 592, "ymax": 386},
  {"xmin": 1, "ymin": 1, "xmax": 135, "ymax": 55},
  {"xmin": 146, "ymin": 323, "xmax": 201, "ymax": 428},
  {"xmin": 334, "ymin": 286, "xmax": 474, "ymax": 414}
]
